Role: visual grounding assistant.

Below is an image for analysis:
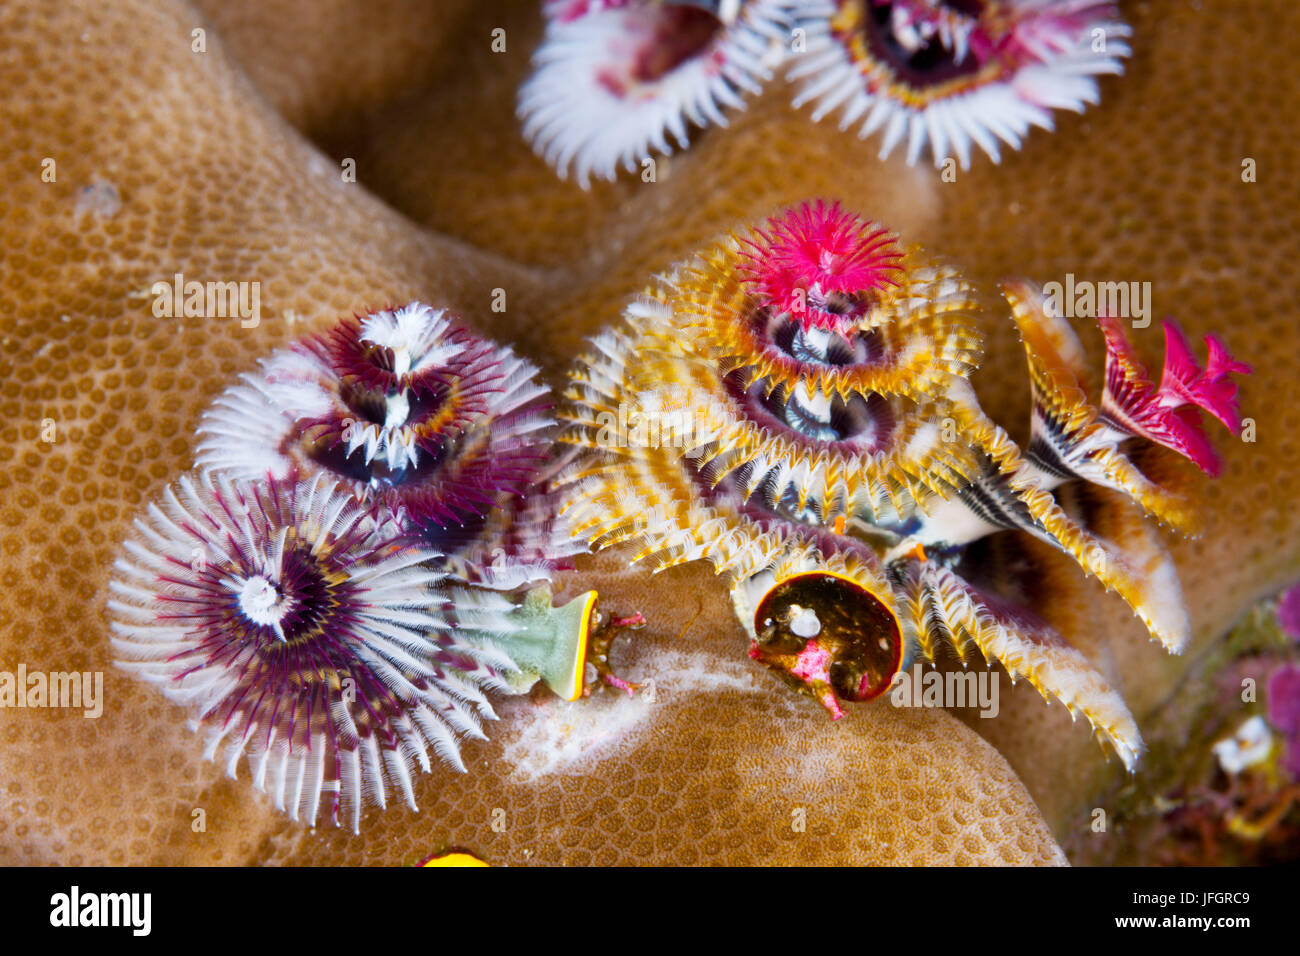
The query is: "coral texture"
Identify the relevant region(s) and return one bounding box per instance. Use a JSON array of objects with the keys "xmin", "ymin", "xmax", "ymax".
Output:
[{"xmin": 0, "ymin": 0, "xmax": 1293, "ymax": 865}]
